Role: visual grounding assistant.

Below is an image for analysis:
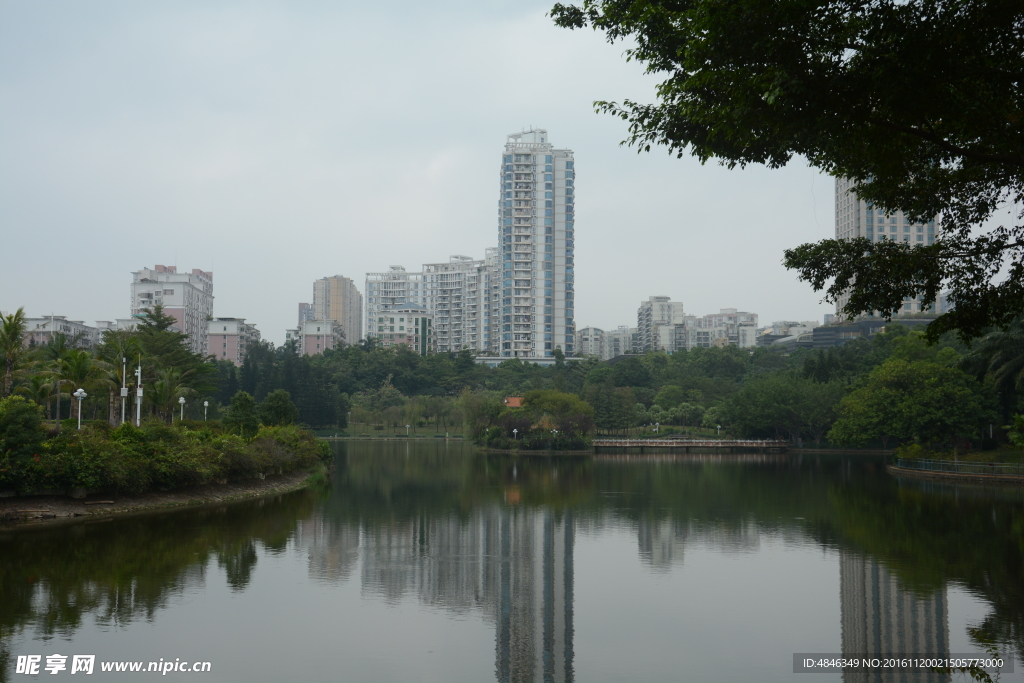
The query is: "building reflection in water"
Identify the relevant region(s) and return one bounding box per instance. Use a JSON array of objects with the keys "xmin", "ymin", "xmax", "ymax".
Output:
[
  {"xmin": 302, "ymin": 505, "xmax": 574, "ymax": 682},
  {"xmin": 840, "ymin": 551, "xmax": 950, "ymax": 683},
  {"xmin": 636, "ymin": 517, "xmax": 760, "ymax": 570}
]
